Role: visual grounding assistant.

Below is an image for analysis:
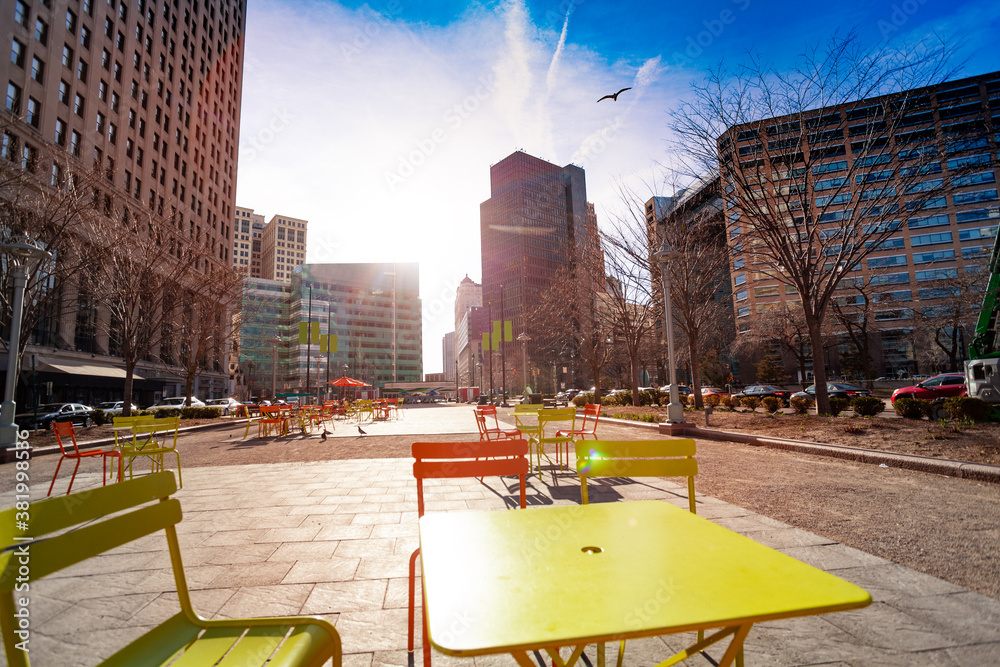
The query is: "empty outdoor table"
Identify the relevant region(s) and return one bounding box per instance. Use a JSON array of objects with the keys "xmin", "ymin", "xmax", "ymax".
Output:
[{"xmin": 418, "ymin": 500, "xmax": 871, "ymax": 667}]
